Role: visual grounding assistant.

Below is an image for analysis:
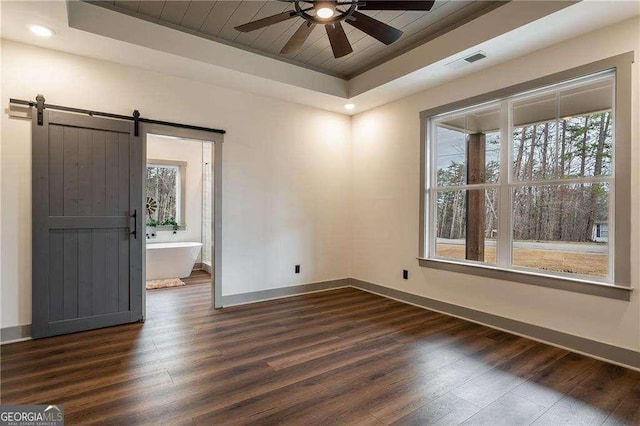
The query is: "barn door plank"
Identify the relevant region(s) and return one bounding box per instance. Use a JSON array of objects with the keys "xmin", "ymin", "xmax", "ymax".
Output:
[
  {"xmin": 118, "ymin": 133, "xmax": 131, "ymax": 312},
  {"xmin": 78, "ymin": 229, "xmax": 93, "ymax": 318},
  {"xmin": 62, "ymin": 127, "xmax": 79, "ymax": 319},
  {"xmin": 78, "ymin": 129, "xmax": 93, "ymax": 317}
]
